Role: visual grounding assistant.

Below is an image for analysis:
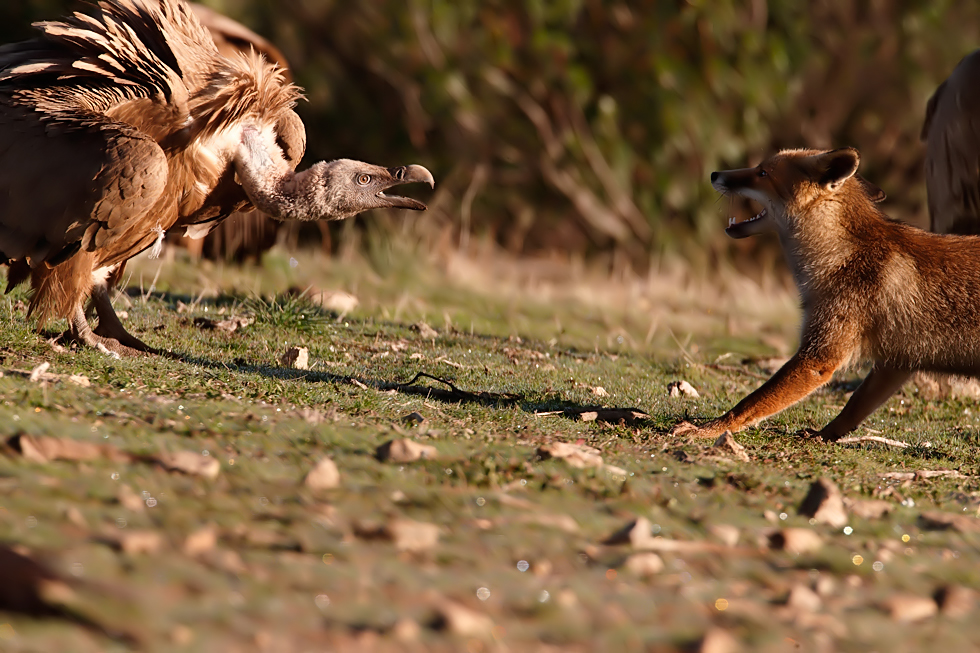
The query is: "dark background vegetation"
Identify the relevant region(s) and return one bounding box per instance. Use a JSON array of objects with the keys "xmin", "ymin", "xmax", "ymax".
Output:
[{"xmin": 2, "ymin": 0, "xmax": 977, "ymax": 265}]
